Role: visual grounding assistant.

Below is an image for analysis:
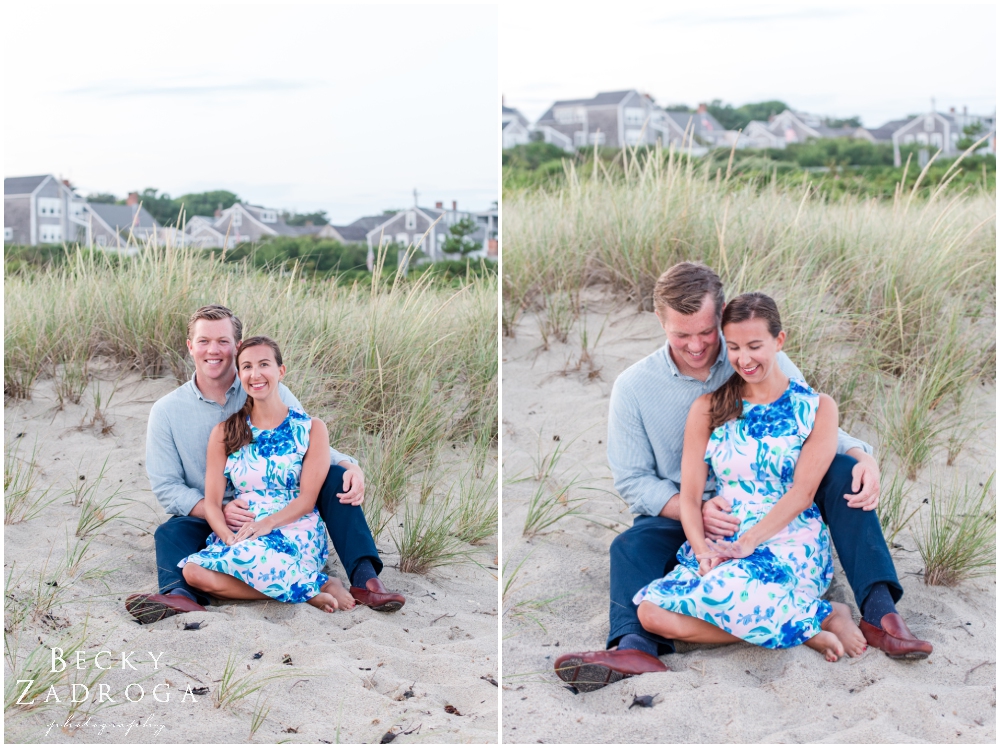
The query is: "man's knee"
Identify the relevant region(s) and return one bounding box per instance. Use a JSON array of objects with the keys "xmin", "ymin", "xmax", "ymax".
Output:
[
  {"xmin": 320, "ymin": 465, "xmax": 349, "ymax": 499},
  {"xmin": 610, "ymin": 526, "xmax": 641, "ymax": 562}
]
